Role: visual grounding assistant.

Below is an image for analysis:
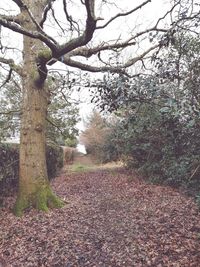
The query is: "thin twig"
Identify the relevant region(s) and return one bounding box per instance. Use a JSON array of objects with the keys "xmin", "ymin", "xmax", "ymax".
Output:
[{"xmin": 189, "ymin": 164, "xmax": 200, "ymax": 180}]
